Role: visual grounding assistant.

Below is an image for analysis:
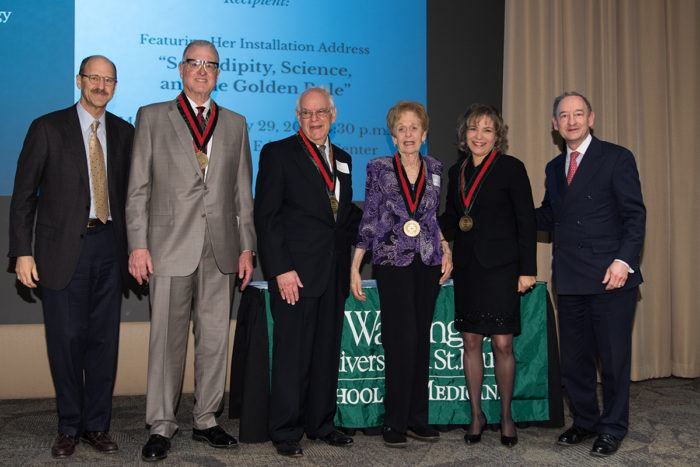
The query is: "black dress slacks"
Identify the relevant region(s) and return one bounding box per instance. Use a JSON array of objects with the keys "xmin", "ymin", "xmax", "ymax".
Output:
[
  {"xmin": 42, "ymin": 222, "xmax": 122, "ymax": 436},
  {"xmin": 374, "ymin": 256, "xmax": 441, "ymax": 432}
]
